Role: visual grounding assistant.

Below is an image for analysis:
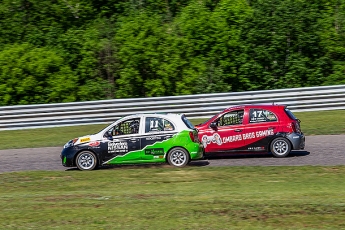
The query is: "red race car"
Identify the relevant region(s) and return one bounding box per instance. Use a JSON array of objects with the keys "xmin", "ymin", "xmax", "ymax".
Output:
[{"xmin": 196, "ymin": 104, "xmax": 305, "ymax": 157}]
